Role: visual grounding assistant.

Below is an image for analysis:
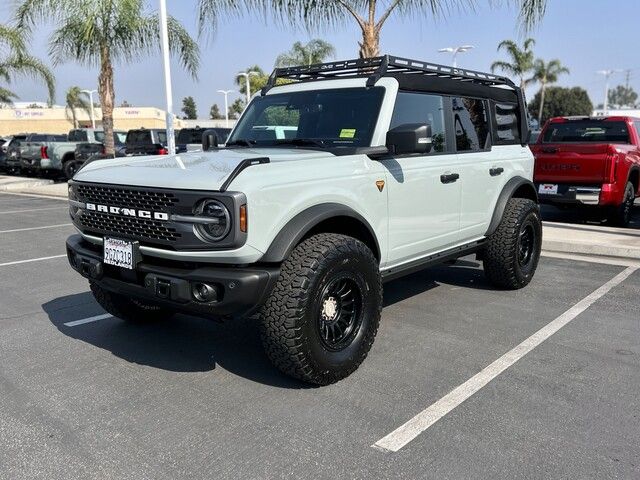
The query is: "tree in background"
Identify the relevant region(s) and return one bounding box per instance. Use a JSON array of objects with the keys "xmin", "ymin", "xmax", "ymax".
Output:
[
  {"xmin": 275, "ymin": 39, "xmax": 336, "ymax": 67},
  {"xmin": 235, "ymin": 65, "xmax": 269, "ymax": 101},
  {"xmin": 198, "ymin": 1, "xmax": 547, "ymax": 59},
  {"xmin": 209, "ymin": 104, "xmax": 223, "ymax": 119},
  {"xmin": 528, "ymin": 59, "xmax": 569, "ymax": 124},
  {"xmin": 15, "ymin": 0, "xmax": 199, "ymax": 156},
  {"xmin": 228, "ymin": 98, "xmax": 245, "ymax": 119},
  {"xmin": 528, "ymin": 86, "xmax": 593, "ymax": 124},
  {"xmin": 0, "ymin": 23, "xmax": 55, "ymax": 104},
  {"xmin": 181, "ymin": 96, "xmax": 197, "ymax": 119},
  {"xmin": 608, "ymin": 85, "xmax": 638, "ymax": 109},
  {"xmin": 491, "ymin": 38, "xmax": 536, "ymax": 91},
  {"xmin": 65, "ymin": 86, "xmax": 92, "ymax": 128}
]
